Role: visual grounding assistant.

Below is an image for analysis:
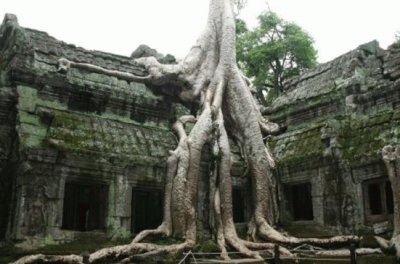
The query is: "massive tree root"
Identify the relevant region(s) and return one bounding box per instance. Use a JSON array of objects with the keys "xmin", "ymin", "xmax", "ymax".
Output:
[
  {"xmin": 12, "ymin": 0, "xmax": 387, "ymax": 263},
  {"xmin": 382, "ymin": 145, "xmax": 400, "ymax": 259}
]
